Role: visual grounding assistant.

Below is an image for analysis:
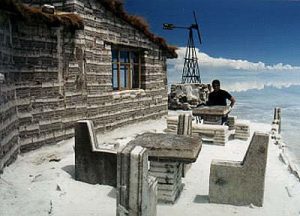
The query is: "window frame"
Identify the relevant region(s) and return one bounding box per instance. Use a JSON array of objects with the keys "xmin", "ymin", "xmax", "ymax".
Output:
[{"xmin": 112, "ymin": 48, "xmax": 141, "ymax": 91}]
